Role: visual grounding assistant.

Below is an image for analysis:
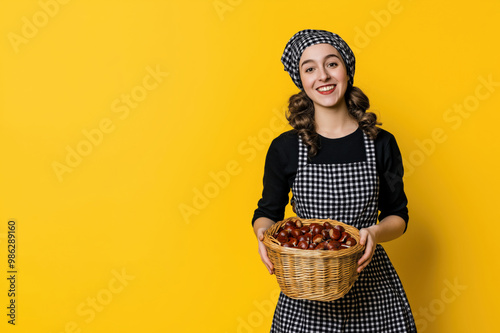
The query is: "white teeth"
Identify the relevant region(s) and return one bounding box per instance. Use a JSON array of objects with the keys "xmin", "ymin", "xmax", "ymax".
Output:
[{"xmin": 317, "ymin": 85, "xmax": 335, "ymax": 92}]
